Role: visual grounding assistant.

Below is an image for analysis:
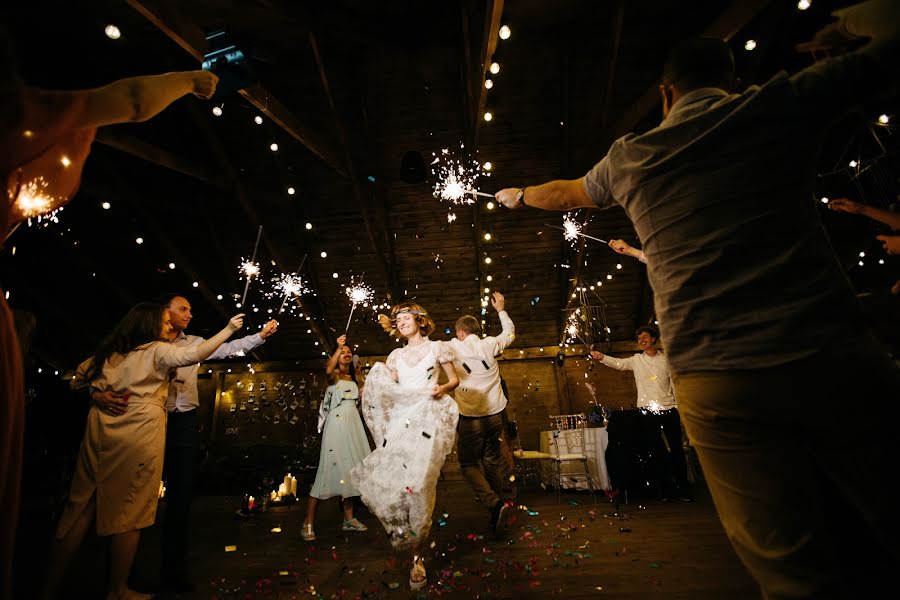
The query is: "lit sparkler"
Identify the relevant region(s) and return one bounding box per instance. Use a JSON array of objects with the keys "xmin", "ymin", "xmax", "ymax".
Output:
[
  {"xmin": 239, "ymin": 225, "xmax": 264, "ymax": 306},
  {"xmin": 344, "ymin": 278, "xmax": 374, "ymax": 331},
  {"xmin": 430, "ymin": 145, "xmax": 492, "ymax": 205}
]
